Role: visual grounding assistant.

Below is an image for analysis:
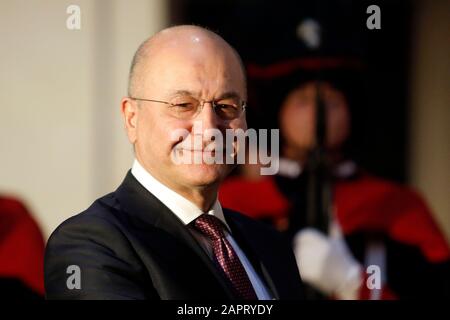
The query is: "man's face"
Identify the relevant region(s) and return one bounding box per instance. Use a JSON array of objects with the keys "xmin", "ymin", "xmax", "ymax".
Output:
[
  {"xmin": 124, "ymin": 41, "xmax": 247, "ymax": 193},
  {"xmin": 279, "ymin": 81, "xmax": 350, "ymax": 151}
]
